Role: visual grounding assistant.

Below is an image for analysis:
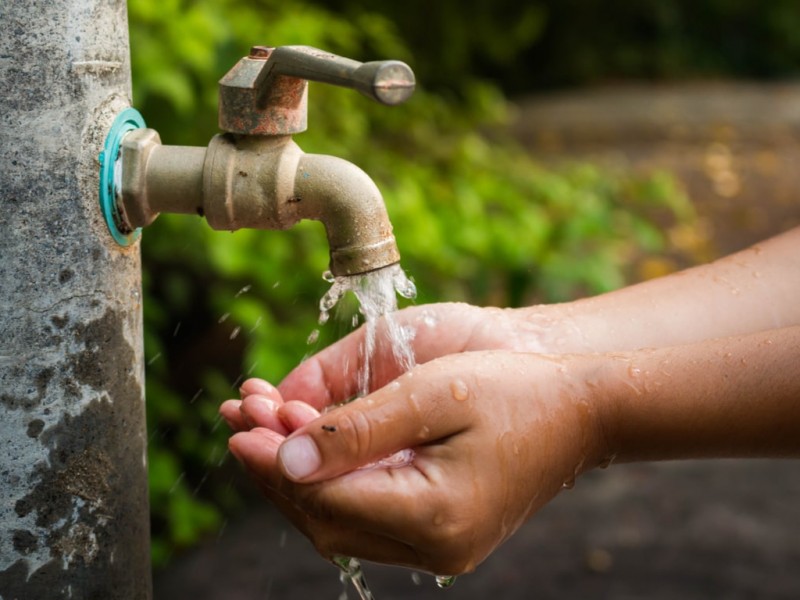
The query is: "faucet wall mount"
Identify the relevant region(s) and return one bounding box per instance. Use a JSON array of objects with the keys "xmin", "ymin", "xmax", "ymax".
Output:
[{"xmin": 100, "ymin": 45, "xmax": 416, "ymax": 276}]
